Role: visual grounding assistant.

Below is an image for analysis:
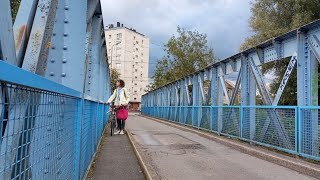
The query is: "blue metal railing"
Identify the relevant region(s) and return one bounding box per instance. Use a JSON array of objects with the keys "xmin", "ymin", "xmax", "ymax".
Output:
[
  {"xmin": 0, "ymin": 62, "xmax": 109, "ymax": 179},
  {"xmin": 142, "ymin": 106, "xmax": 320, "ymax": 161}
]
